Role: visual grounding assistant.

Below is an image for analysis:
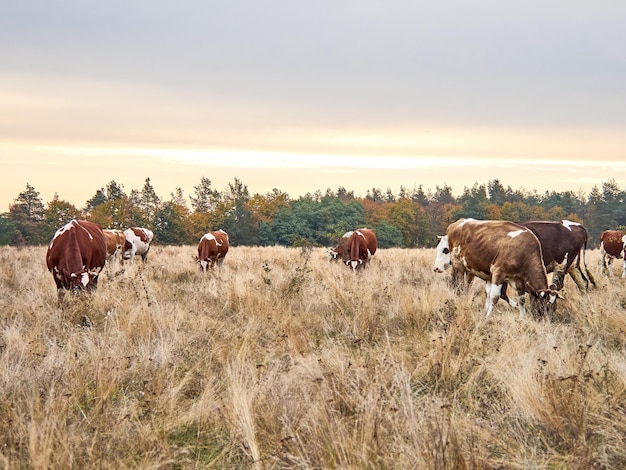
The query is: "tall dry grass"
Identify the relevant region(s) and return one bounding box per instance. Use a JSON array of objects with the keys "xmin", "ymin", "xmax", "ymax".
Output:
[{"xmin": 0, "ymin": 244, "xmax": 625, "ymax": 469}]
